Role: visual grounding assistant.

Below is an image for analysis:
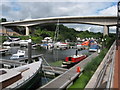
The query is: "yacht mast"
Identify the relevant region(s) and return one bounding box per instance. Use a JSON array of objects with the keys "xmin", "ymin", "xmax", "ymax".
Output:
[{"xmin": 53, "ymin": 19, "xmax": 59, "ymax": 44}]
